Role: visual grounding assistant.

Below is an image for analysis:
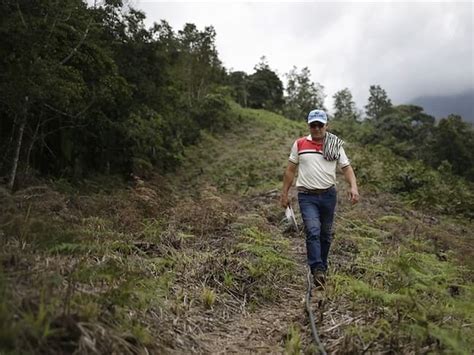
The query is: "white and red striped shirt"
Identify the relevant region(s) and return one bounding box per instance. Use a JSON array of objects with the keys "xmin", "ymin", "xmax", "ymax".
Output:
[{"xmin": 289, "ymin": 135, "xmax": 350, "ymax": 189}]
